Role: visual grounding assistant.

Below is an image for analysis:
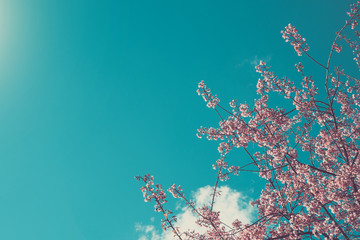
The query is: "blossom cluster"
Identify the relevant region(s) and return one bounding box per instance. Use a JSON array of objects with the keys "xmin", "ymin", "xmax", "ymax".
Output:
[
  {"xmin": 281, "ymin": 24, "xmax": 310, "ymax": 56},
  {"xmin": 196, "ymin": 80, "xmax": 220, "ymax": 109},
  {"xmin": 136, "ymin": 2, "xmax": 360, "ymax": 239},
  {"xmin": 135, "ymin": 174, "xmax": 179, "ymax": 234}
]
